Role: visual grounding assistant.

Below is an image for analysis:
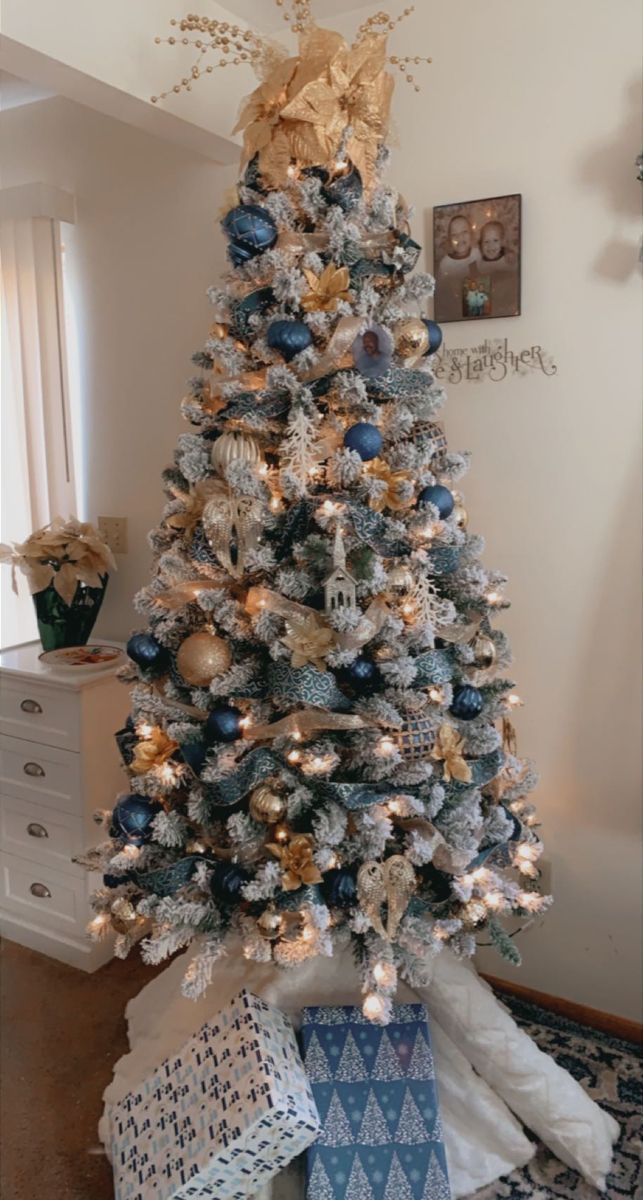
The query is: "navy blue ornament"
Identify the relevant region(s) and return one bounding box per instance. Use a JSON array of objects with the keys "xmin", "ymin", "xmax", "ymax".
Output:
[
  {"xmin": 323, "ymin": 867, "xmax": 357, "ymax": 909},
  {"xmin": 103, "ymin": 871, "xmax": 134, "ymax": 889},
  {"xmin": 228, "ymin": 241, "xmax": 254, "ymax": 268},
  {"xmin": 126, "ymin": 633, "xmax": 168, "ymax": 673},
  {"xmin": 301, "ymin": 165, "xmax": 330, "ymax": 184},
  {"xmin": 210, "ymin": 861, "xmax": 251, "ymax": 903},
  {"xmin": 450, "ymin": 684, "xmax": 484, "ymax": 721},
  {"xmin": 347, "ymin": 656, "xmax": 380, "ymax": 693},
  {"xmin": 243, "ymin": 154, "xmax": 266, "ymax": 194},
  {"xmin": 222, "ymin": 204, "xmax": 278, "ymax": 259},
  {"xmin": 344, "ymin": 422, "xmax": 383, "ymax": 461},
  {"xmin": 267, "ymin": 319, "xmax": 313, "ymax": 362},
  {"xmin": 110, "ymin": 795, "xmax": 162, "ymax": 845},
  {"xmin": 322, "ymin": 164, "xmax": 363, "ymax": 211},
  {"xmin": 232, "ymin": 287, "xmax": 275, "ymax": 337},
  {"xmin": 418, "ymin": 483, "xmax": 454, "ymax": 519},
  {"xmin": 422, "ymin": 319, "xmax": 443, "ymax": 355},
  {"xmin": 205, "ymin": 704, "xmax": 243, "ymax": 743},
  {"xmin": 180, "ymin": 740, "xmax": 209, "ymax": 776}
]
